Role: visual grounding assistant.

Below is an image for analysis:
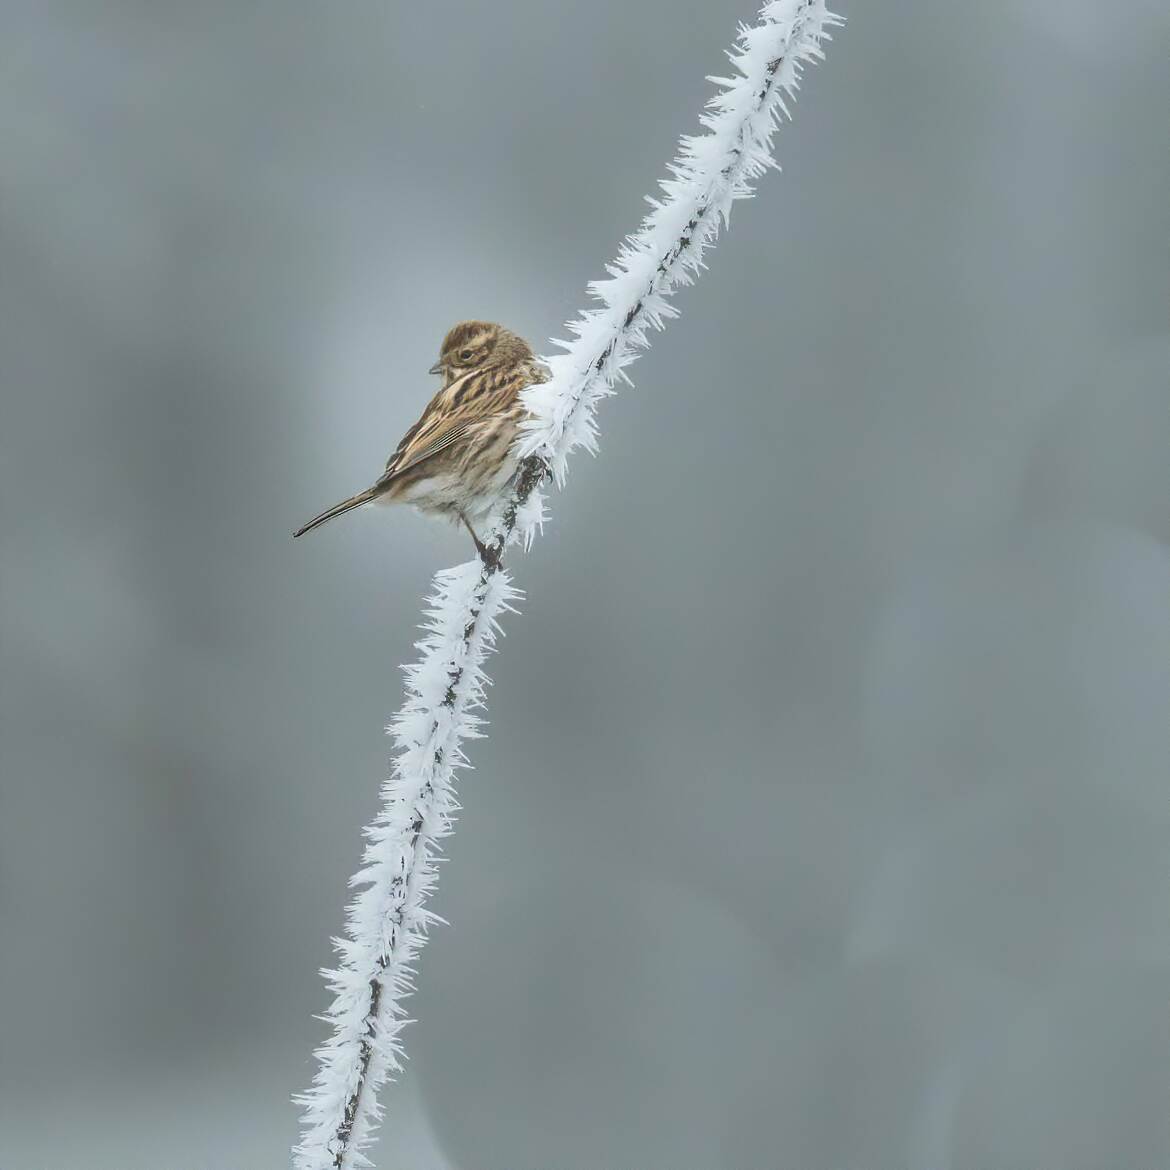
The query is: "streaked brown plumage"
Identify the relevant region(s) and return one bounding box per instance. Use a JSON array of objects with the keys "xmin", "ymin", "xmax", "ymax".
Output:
[{"xmin": 293, "ymin": 321, "xmax": 546, "ymax": 557}]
